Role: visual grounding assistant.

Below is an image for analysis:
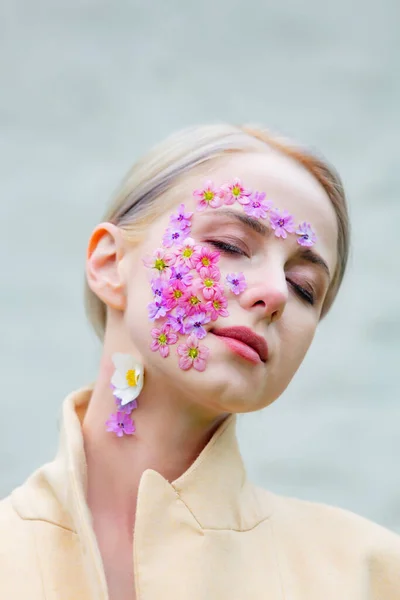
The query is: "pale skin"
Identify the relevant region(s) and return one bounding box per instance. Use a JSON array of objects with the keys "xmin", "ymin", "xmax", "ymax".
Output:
[{"xmin": 83, "ymin": 151, "xmax": 338, "ymax": 598}]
